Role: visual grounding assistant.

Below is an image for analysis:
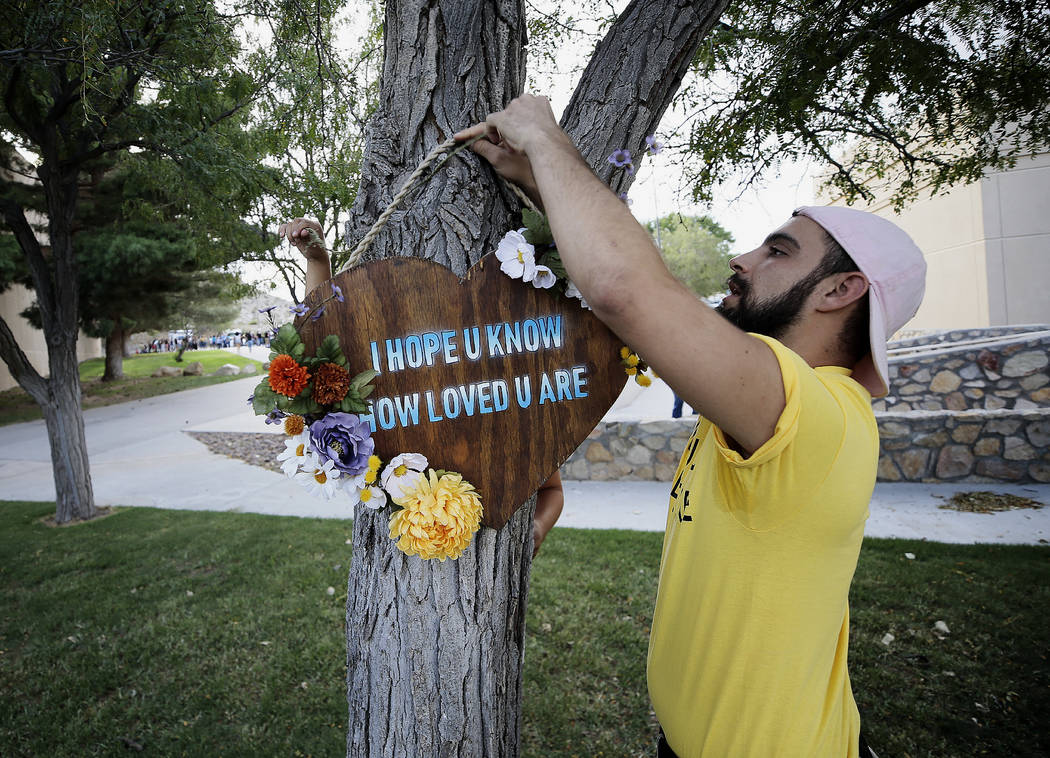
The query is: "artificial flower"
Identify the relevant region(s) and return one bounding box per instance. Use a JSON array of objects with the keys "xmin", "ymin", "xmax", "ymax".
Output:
[
  {"xmin": 283, "ymin": 414, "xmax": 305, "ymax": 436},
  {"xmin": 290, "ymin": 303, "xmax": 308, "ymax": 316},
  {"xmin": 389, "ymin": 470, "xmax": 483, "ymax": 561},
  {"xmin": 331, "ymin": 282, "xmax": 345, "ymax": 303},
  {"xmin": 363, "ymin": 454, "xmax": 382, "ymax": 484},
  {"xmin": 564, "ymin": 280, "xmax": 591, "ymax": 310},
  {"xmin": 351, "ymin": 473, "xmax": 388, "ymax": 510},
  {"xmin": 268, "ymin": 354, "xmax": 311, "ymax": 397},
  {"xmin": 311, "ymin": 304, "xmax": 326, "ymax": 321},
  {"xmin": 258, "ymin": 305, "xmax": 278, "ymax": 314},
  {"xmin": 625, "ymin": 353, "xmax": 640, "ymax": 367},
  {"xmin": 296, "ymin": 454, "xmax": 343, "ymax": 499},
  {"xmin": 529, "ymin": 264, "xmax": 557, "ymax": 289},
  {"xmin": 309, "ymin": 412, "xmax": 375, "ymax": 477},
  {"xmin": 381, "ymin": 452, "xmax": 428, "ymax": 500},
  {"xmin": 277, "ymin": 431, "xmax": 311, "ymax": 477},
  {"xmin": 619, "ymin": 346, "xmax": 631, "ymax": 359},
  {"xmin": 264, "ymin": 407, "xmax": 286, "ymax": 425},
  {"xmin": 312, "ymin": 361, "xmax": 351, "ymax": 405},
  {"xmin": 625, "ymin": 366, "xmax": 638, "ymax": 376},
  {"xmin": 618, "ymin": 192, "xmax": 633, "ymax": 206},
  {"xmin": 495, "ymin": 229, "xmax": 537, "ymax": 281},
  {"xmin": 608, "ymin": 148, "xmax": 632, "ymax": 168},
  {"xmin": 645, "ymin": 135, "xmax": 663, "ymax": 154},
  {"xmin": 636, "ymin": 373, "xmax": 652, "ymax": 387}
]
